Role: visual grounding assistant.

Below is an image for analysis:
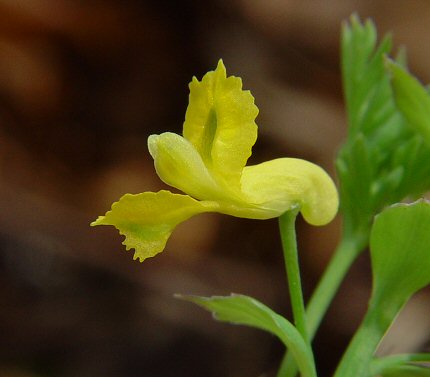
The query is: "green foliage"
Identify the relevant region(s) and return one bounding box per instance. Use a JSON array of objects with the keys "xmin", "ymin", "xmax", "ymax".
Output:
[
  {"xmin": 178, "ymin": 294, "xmax": 317, "ymax": 377},
  {"xmin": 371, "ymin": 354, "xmax": 430, "ymax": 377},
  {"xmin": 337, "ymin": 16, "xmax": 430, "ymax": 239},
  {"xmin": 387, "ymin": 59, "xmax": 430, "ymax": 145},
  {"xmin": 334, "ymin": 201, "xmax": 430, "ymax": 377},
  {"xmin": 378, "ymin": 365, "xmax": 430, "ymax": 377},
  {"xmin": 332, "ymin": 19, "xmax": 430, "ymax": 373},
  {"xmin": 370, "ymin": 200, "xmax": 430, "ymax": 308}
]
